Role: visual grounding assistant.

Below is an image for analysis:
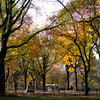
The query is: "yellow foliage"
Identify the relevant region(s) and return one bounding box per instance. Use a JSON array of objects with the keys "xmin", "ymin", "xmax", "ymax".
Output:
[
  {"xmin": 63, "ymin": 55, "xmax": 79, "ymax": 66},
  {"xmin": 68, "ymin": 67, "xmax": 75, "ymax": 72}
]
